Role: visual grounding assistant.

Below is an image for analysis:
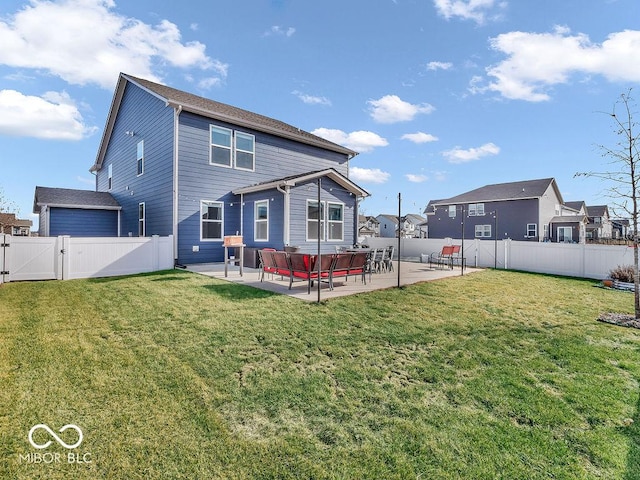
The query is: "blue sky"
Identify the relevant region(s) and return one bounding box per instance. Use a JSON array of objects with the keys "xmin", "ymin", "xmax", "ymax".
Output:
[{"xmin": 1, "ymin": 0, "xmax": 639, "ymax": 226}]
